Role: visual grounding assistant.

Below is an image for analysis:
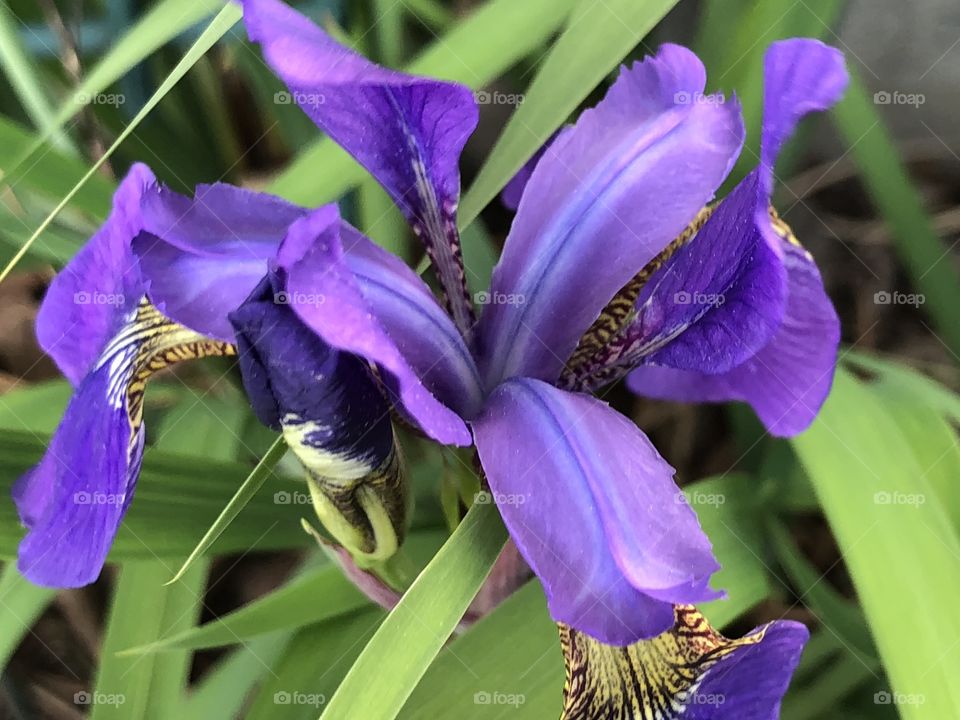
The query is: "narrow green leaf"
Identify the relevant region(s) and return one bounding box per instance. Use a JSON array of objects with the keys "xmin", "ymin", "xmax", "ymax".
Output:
[
  {"xmin": 766, "ymin": 519, "xmax": 877, "ymax": 663},
  {"xmin": 181, "ymin": 632, "xmax": 293, "ymax": 720},
  {"xmin": 0, "ymin": 3, "xmax": 243, "ymax": 283},
  {"xmin": 0, "ymin": 563, "xmax": 55, "ymax": 668},
  {"xmin": 458, "ymin": 0, "xmax": 682, "ymax": 230},
  {"xmin": 123, "ymin": 563, "xmax": 367, "ymax": 654},
  {"xmin": 4, "ymin": 0, "xmax": 225, "ymax": 184},
  {"xmin": 247, "ymin": 609, "xmax": 386, "ymax": 720},
  {"xmin": 165, "ymin": 435, "xmax": 288, "ymax": 585},
  {"xmin": 833, "ymin": 70, "xmax": 960, "ymax": 359},
  {"xmin": 791, "ymin": 368, "xmax": 960, "ymax": 718},
  {"xmin": 844, "ymin": 351, "xmax": 960, "ymax": 424},
  {"xmin": 90, "ymin": 562, "xmax": 197, "ymax": 720},
  {"xmin": 0, "ymin": 2, "xmax": 72, "ymax": 151},
  {"xmin": 320, "ymin": 501, "xmax": 508, "ymax": 720},
  {"xmin": 267, "ymin": 0, "xmax": 579, "ymax": 206},
  {"xmin": 782, "ymin": 652, "xmax": 879, "ymax": 720}
]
